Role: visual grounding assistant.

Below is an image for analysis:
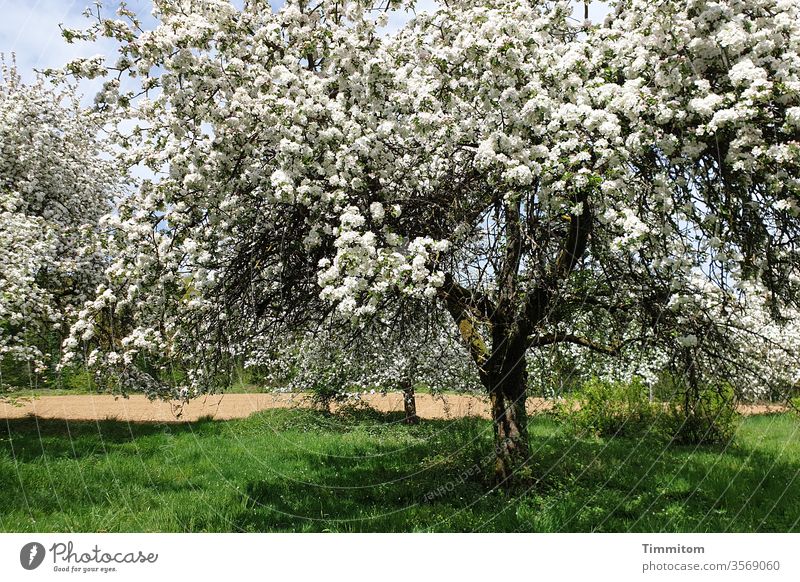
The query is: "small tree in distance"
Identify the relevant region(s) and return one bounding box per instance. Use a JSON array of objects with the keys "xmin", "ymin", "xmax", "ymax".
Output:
[
  {"xmin": 262, "ymin": 310, "xmax": 482, "ymax": 421},
  {"xmin": 62, "ymin": 0, "xmax": 800, "ymax": 483}
]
